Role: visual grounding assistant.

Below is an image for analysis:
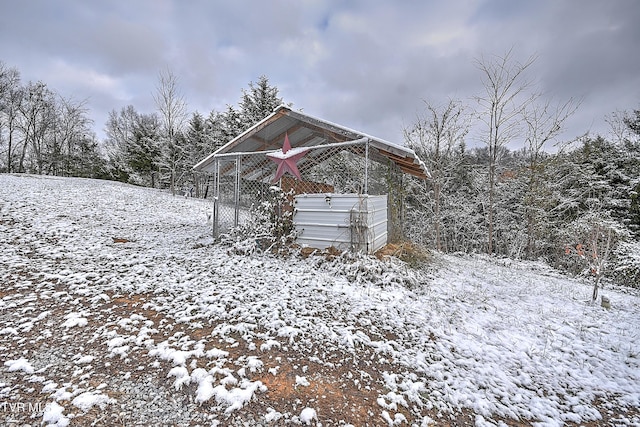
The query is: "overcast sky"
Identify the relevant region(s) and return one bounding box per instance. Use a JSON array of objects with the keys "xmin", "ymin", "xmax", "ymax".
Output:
[{"xmin": 1, "ymin": 0, "xmax": 639, "ymax": 149}]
